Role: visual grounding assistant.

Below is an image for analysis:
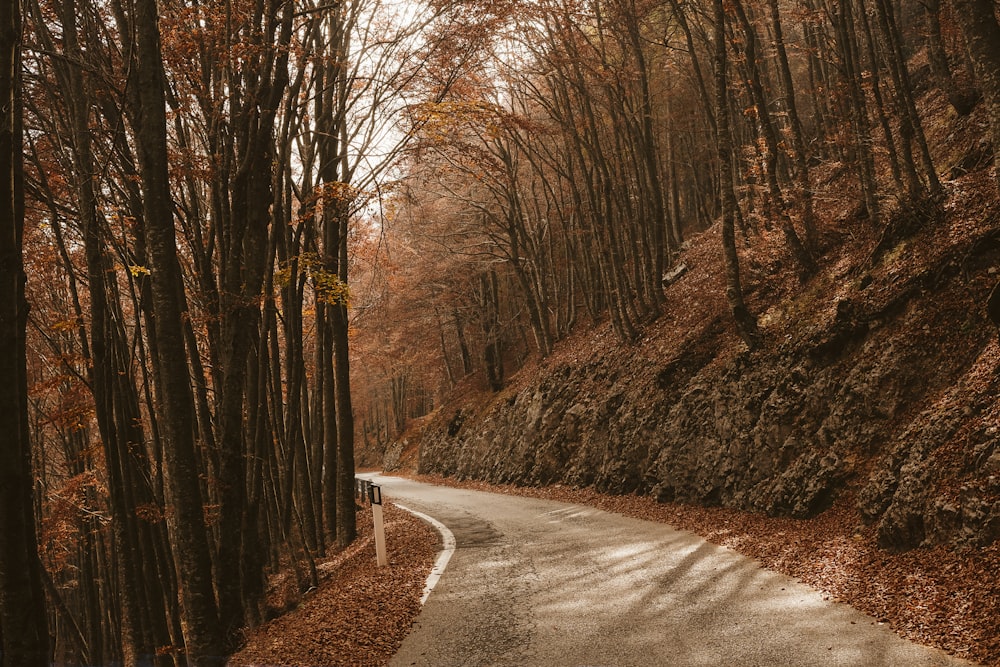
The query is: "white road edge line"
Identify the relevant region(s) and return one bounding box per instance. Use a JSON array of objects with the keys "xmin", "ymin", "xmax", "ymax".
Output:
[{"xmin": 392, "ymin": 502, "xmax": 456, "ymax": 605}]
